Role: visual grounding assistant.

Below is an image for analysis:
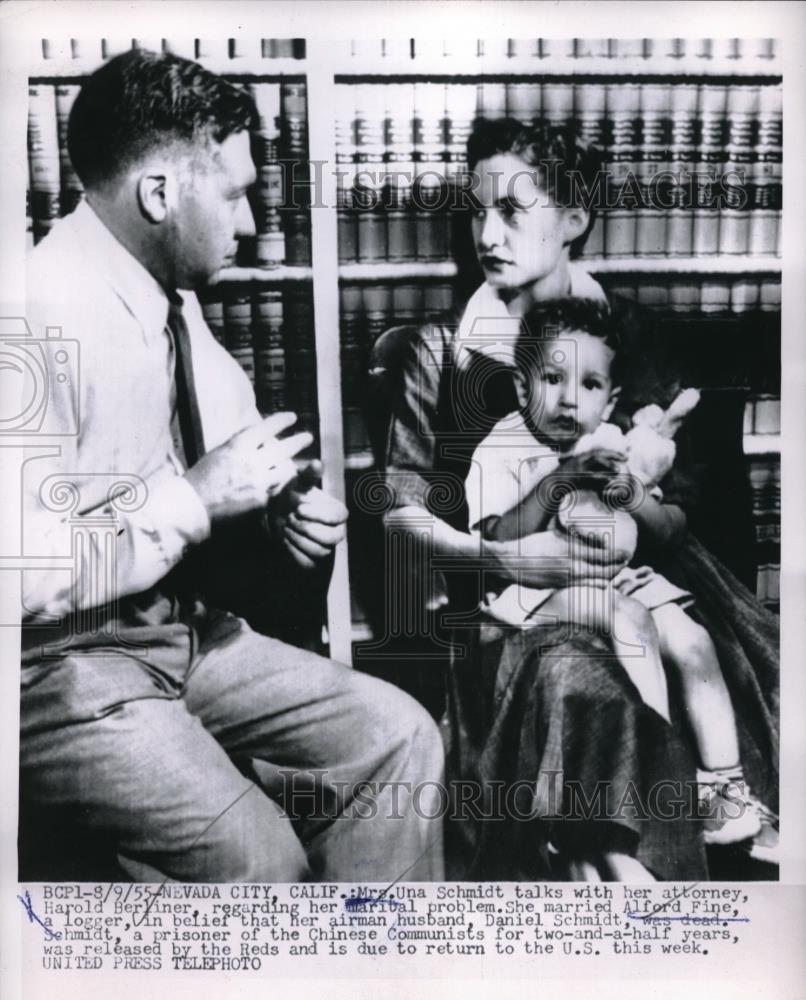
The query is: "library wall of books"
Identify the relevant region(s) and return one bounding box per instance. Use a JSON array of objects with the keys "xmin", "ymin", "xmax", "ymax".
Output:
[{"xmin": 27, "ymin": 35, "xmax": 782, "ymax": 662}]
